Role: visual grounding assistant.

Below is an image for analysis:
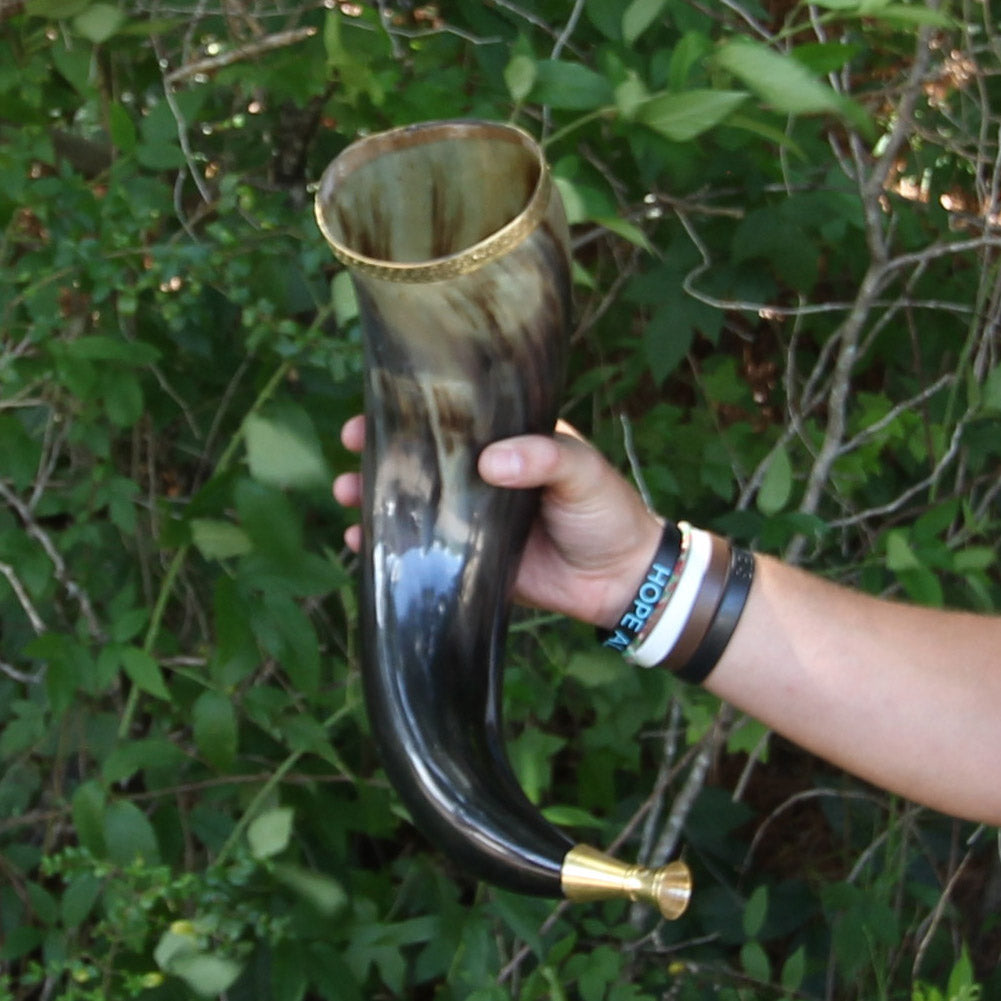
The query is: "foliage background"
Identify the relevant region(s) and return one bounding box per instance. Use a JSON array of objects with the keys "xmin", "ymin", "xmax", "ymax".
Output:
[{"xmin": 1, "ymin": 0, "xmax": 1000, "ymax": 998}]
